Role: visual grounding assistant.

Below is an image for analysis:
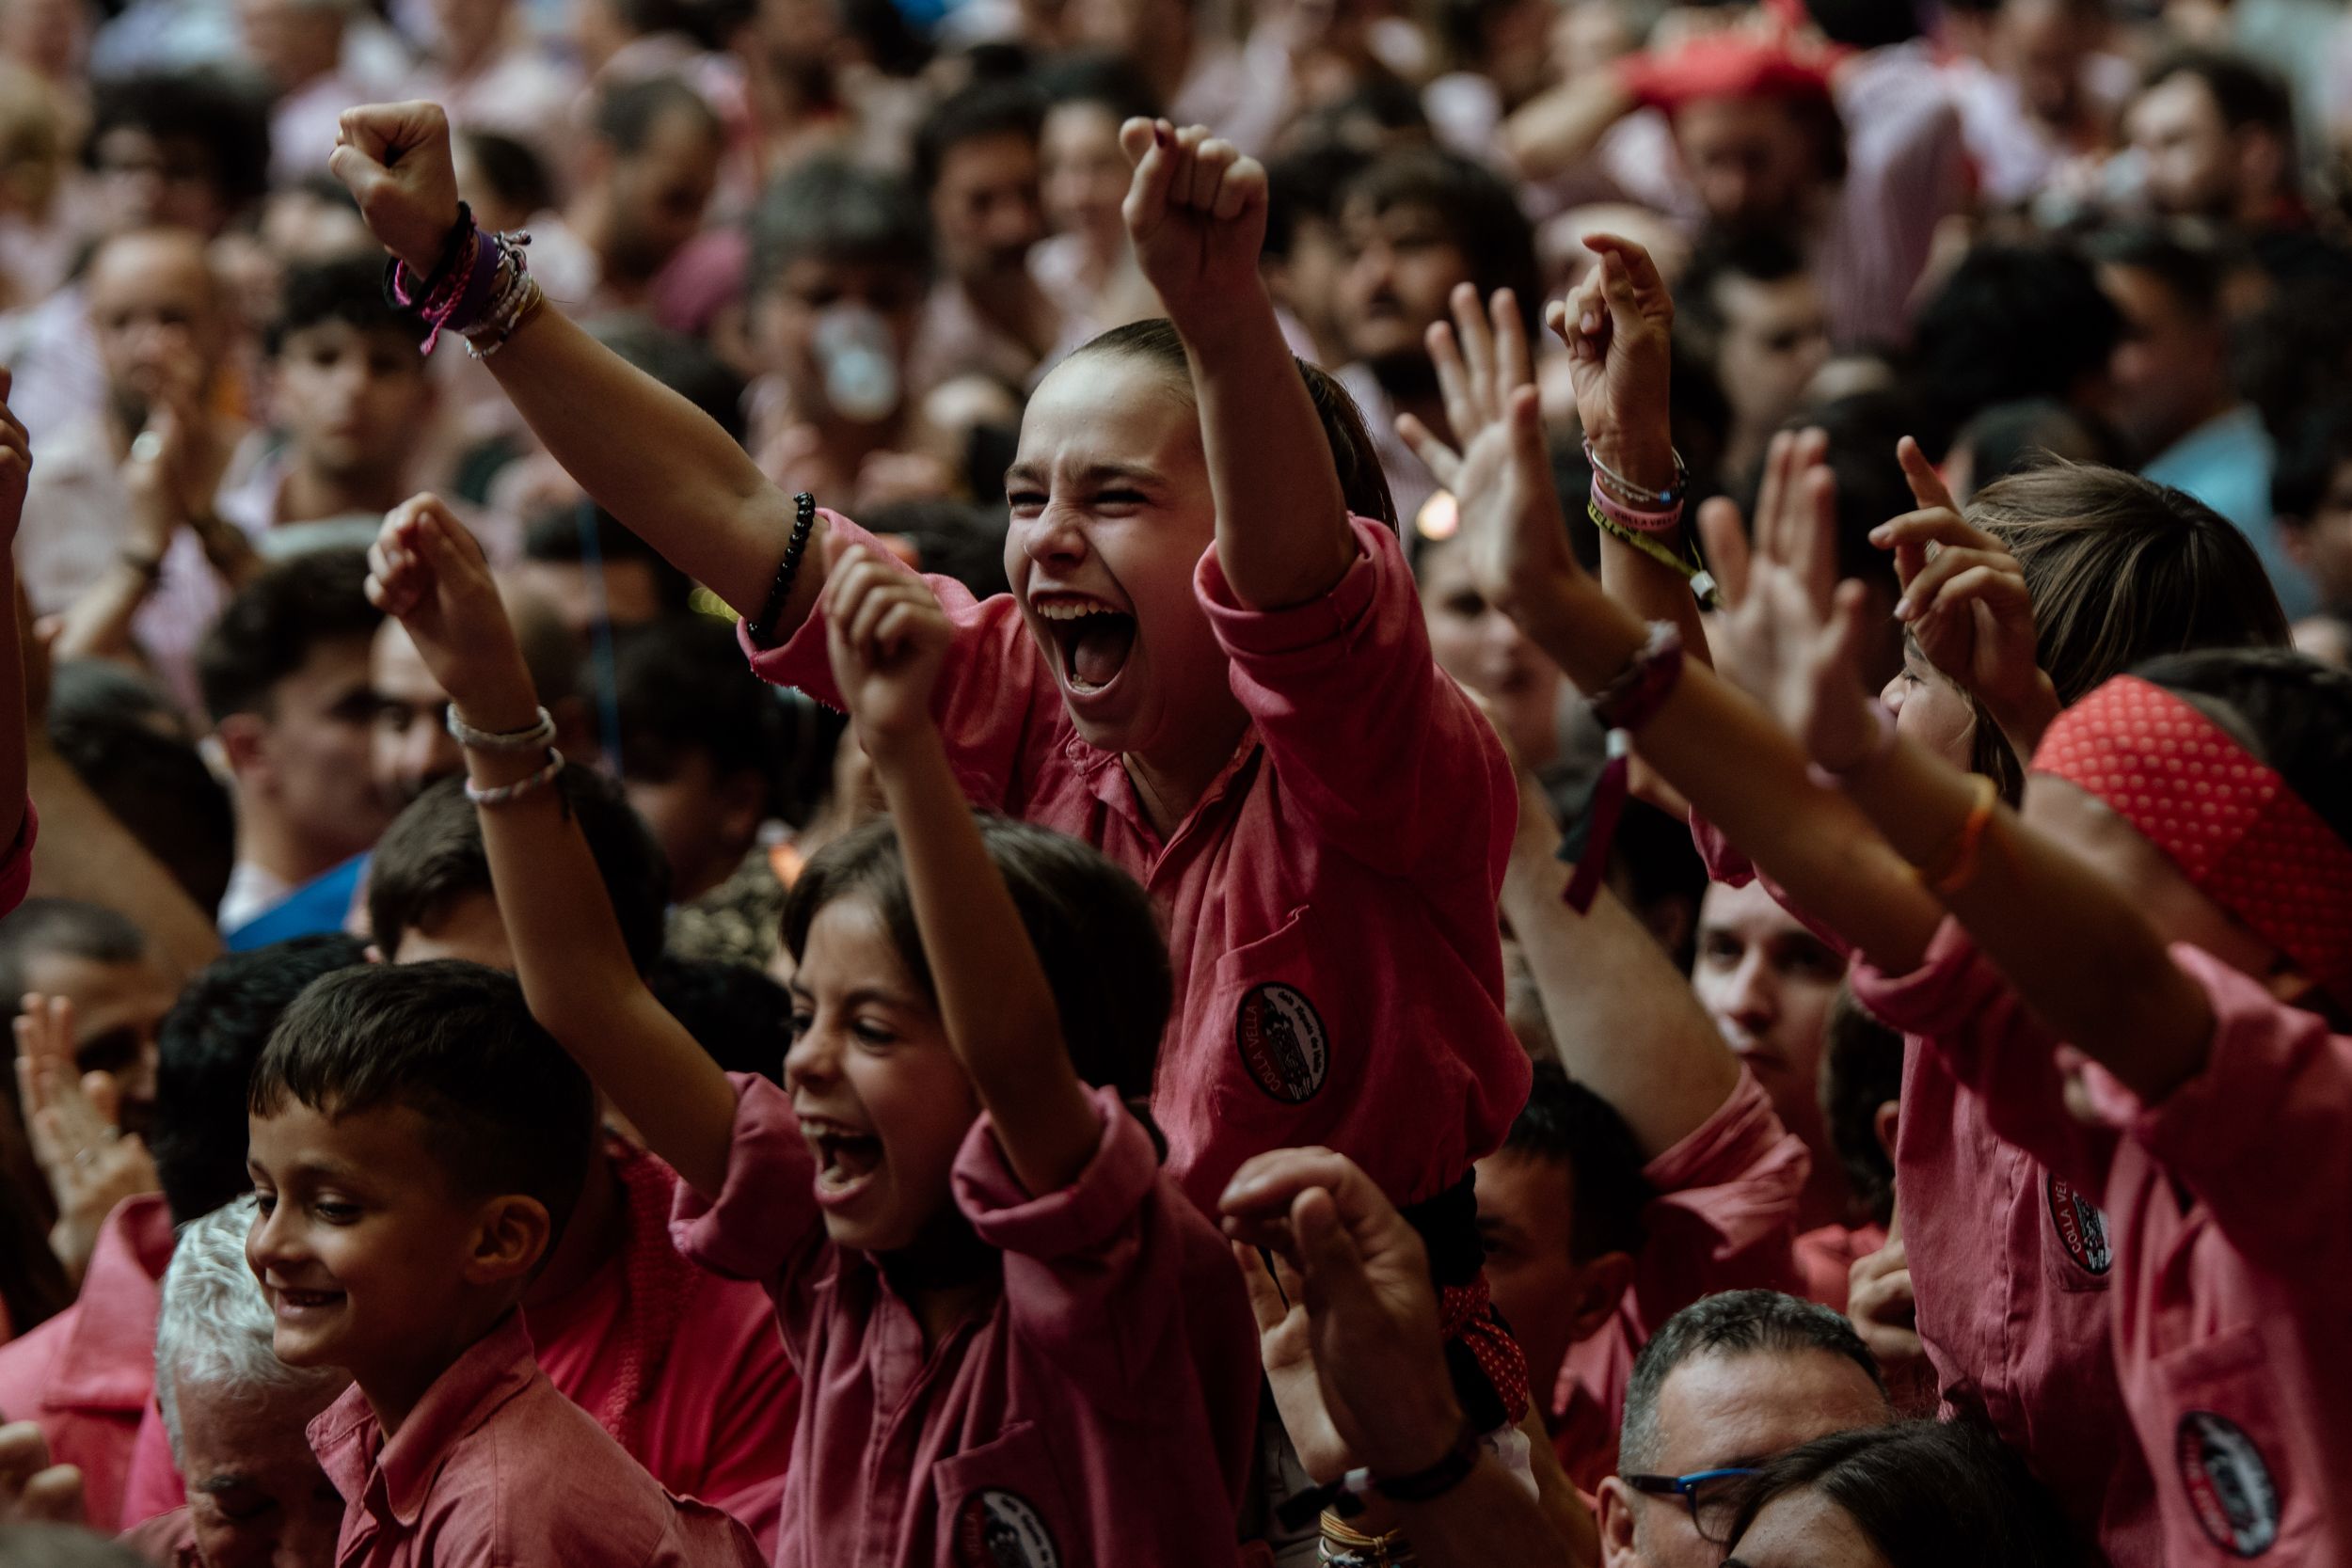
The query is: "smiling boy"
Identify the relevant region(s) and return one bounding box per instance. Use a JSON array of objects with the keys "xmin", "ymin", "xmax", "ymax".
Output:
[{"xmin": 244, "ymin": 961, "xmax": 762, "ymax": 1568}]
